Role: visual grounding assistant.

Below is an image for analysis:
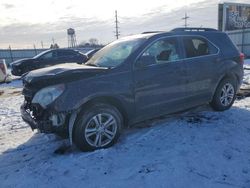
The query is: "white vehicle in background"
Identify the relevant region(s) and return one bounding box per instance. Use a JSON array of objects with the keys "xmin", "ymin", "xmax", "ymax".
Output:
[{"xmin": 0, "ymin": 59, "xmax": 11, "ymax": 83}]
